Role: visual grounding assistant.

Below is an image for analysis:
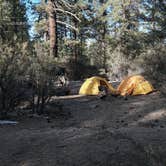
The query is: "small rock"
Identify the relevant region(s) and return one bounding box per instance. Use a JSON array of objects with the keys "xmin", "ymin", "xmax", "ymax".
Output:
[
  {"xmin": 91, "ymin": 105, "xmax": 99, "ymax": 109},
  {"xmin": 124, "ymin": 96, "xmax": 128, "ymax": 100},
  {"xmin": 151, "ymin": 123, "xmax": 155, "ymax": 128},
  {"xmin": 160, "ymin": 125, "xmax": 164, "ymax": 128},
  {"xmin": 28, "ymin": 114, "xmax": 33, "ymax": 118},
  {"xmin": 124, "ymin": 123, "xmax": 128, "ymax": 126},
  {"xmin": 101, "ymin": 124, "xmax": 106, "ymax": 130},
  {"xmin": 138, "ymin": 114, "xmax": 142, "ymax": 118},
  {"xmin": 121, "ymin": 120, "xmax": 124, "ymax": 123},
  {"xmin": 46, "ymin": 117, "xmax": 51, "ymax": 123},
  {"xmin": 154, "ymin": 119, "xmax": 159, "ymax": 123}
]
